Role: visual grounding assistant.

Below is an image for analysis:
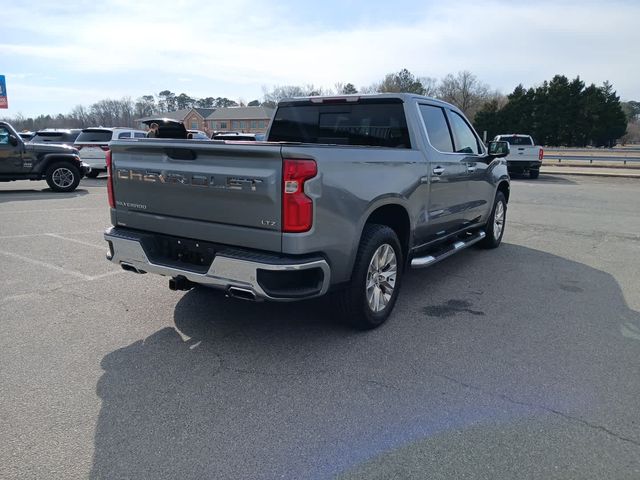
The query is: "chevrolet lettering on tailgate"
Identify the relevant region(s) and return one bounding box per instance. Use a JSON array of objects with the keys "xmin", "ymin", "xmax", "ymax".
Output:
[{"xmin": 116, "ymin": 169, "xmax": 264, "ymax": 191}]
